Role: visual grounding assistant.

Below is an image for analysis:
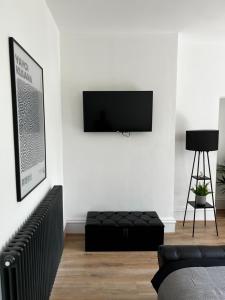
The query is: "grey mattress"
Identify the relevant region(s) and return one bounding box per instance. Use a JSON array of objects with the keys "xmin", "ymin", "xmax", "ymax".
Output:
[{"xmin": 158, "ymin": 266, "xmax": 225, "ymax": 300}]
